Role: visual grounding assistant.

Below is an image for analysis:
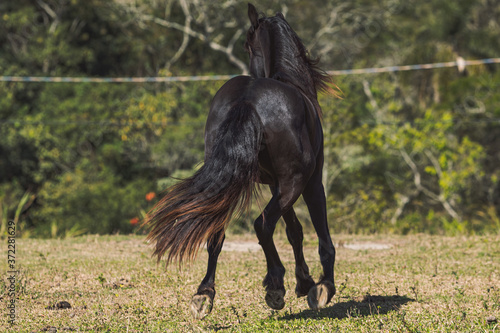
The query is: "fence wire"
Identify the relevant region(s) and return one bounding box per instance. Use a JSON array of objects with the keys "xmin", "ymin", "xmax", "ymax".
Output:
[{"xmin": 1, "ymin": 58, "xmax": 498, "ymax": 83}]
